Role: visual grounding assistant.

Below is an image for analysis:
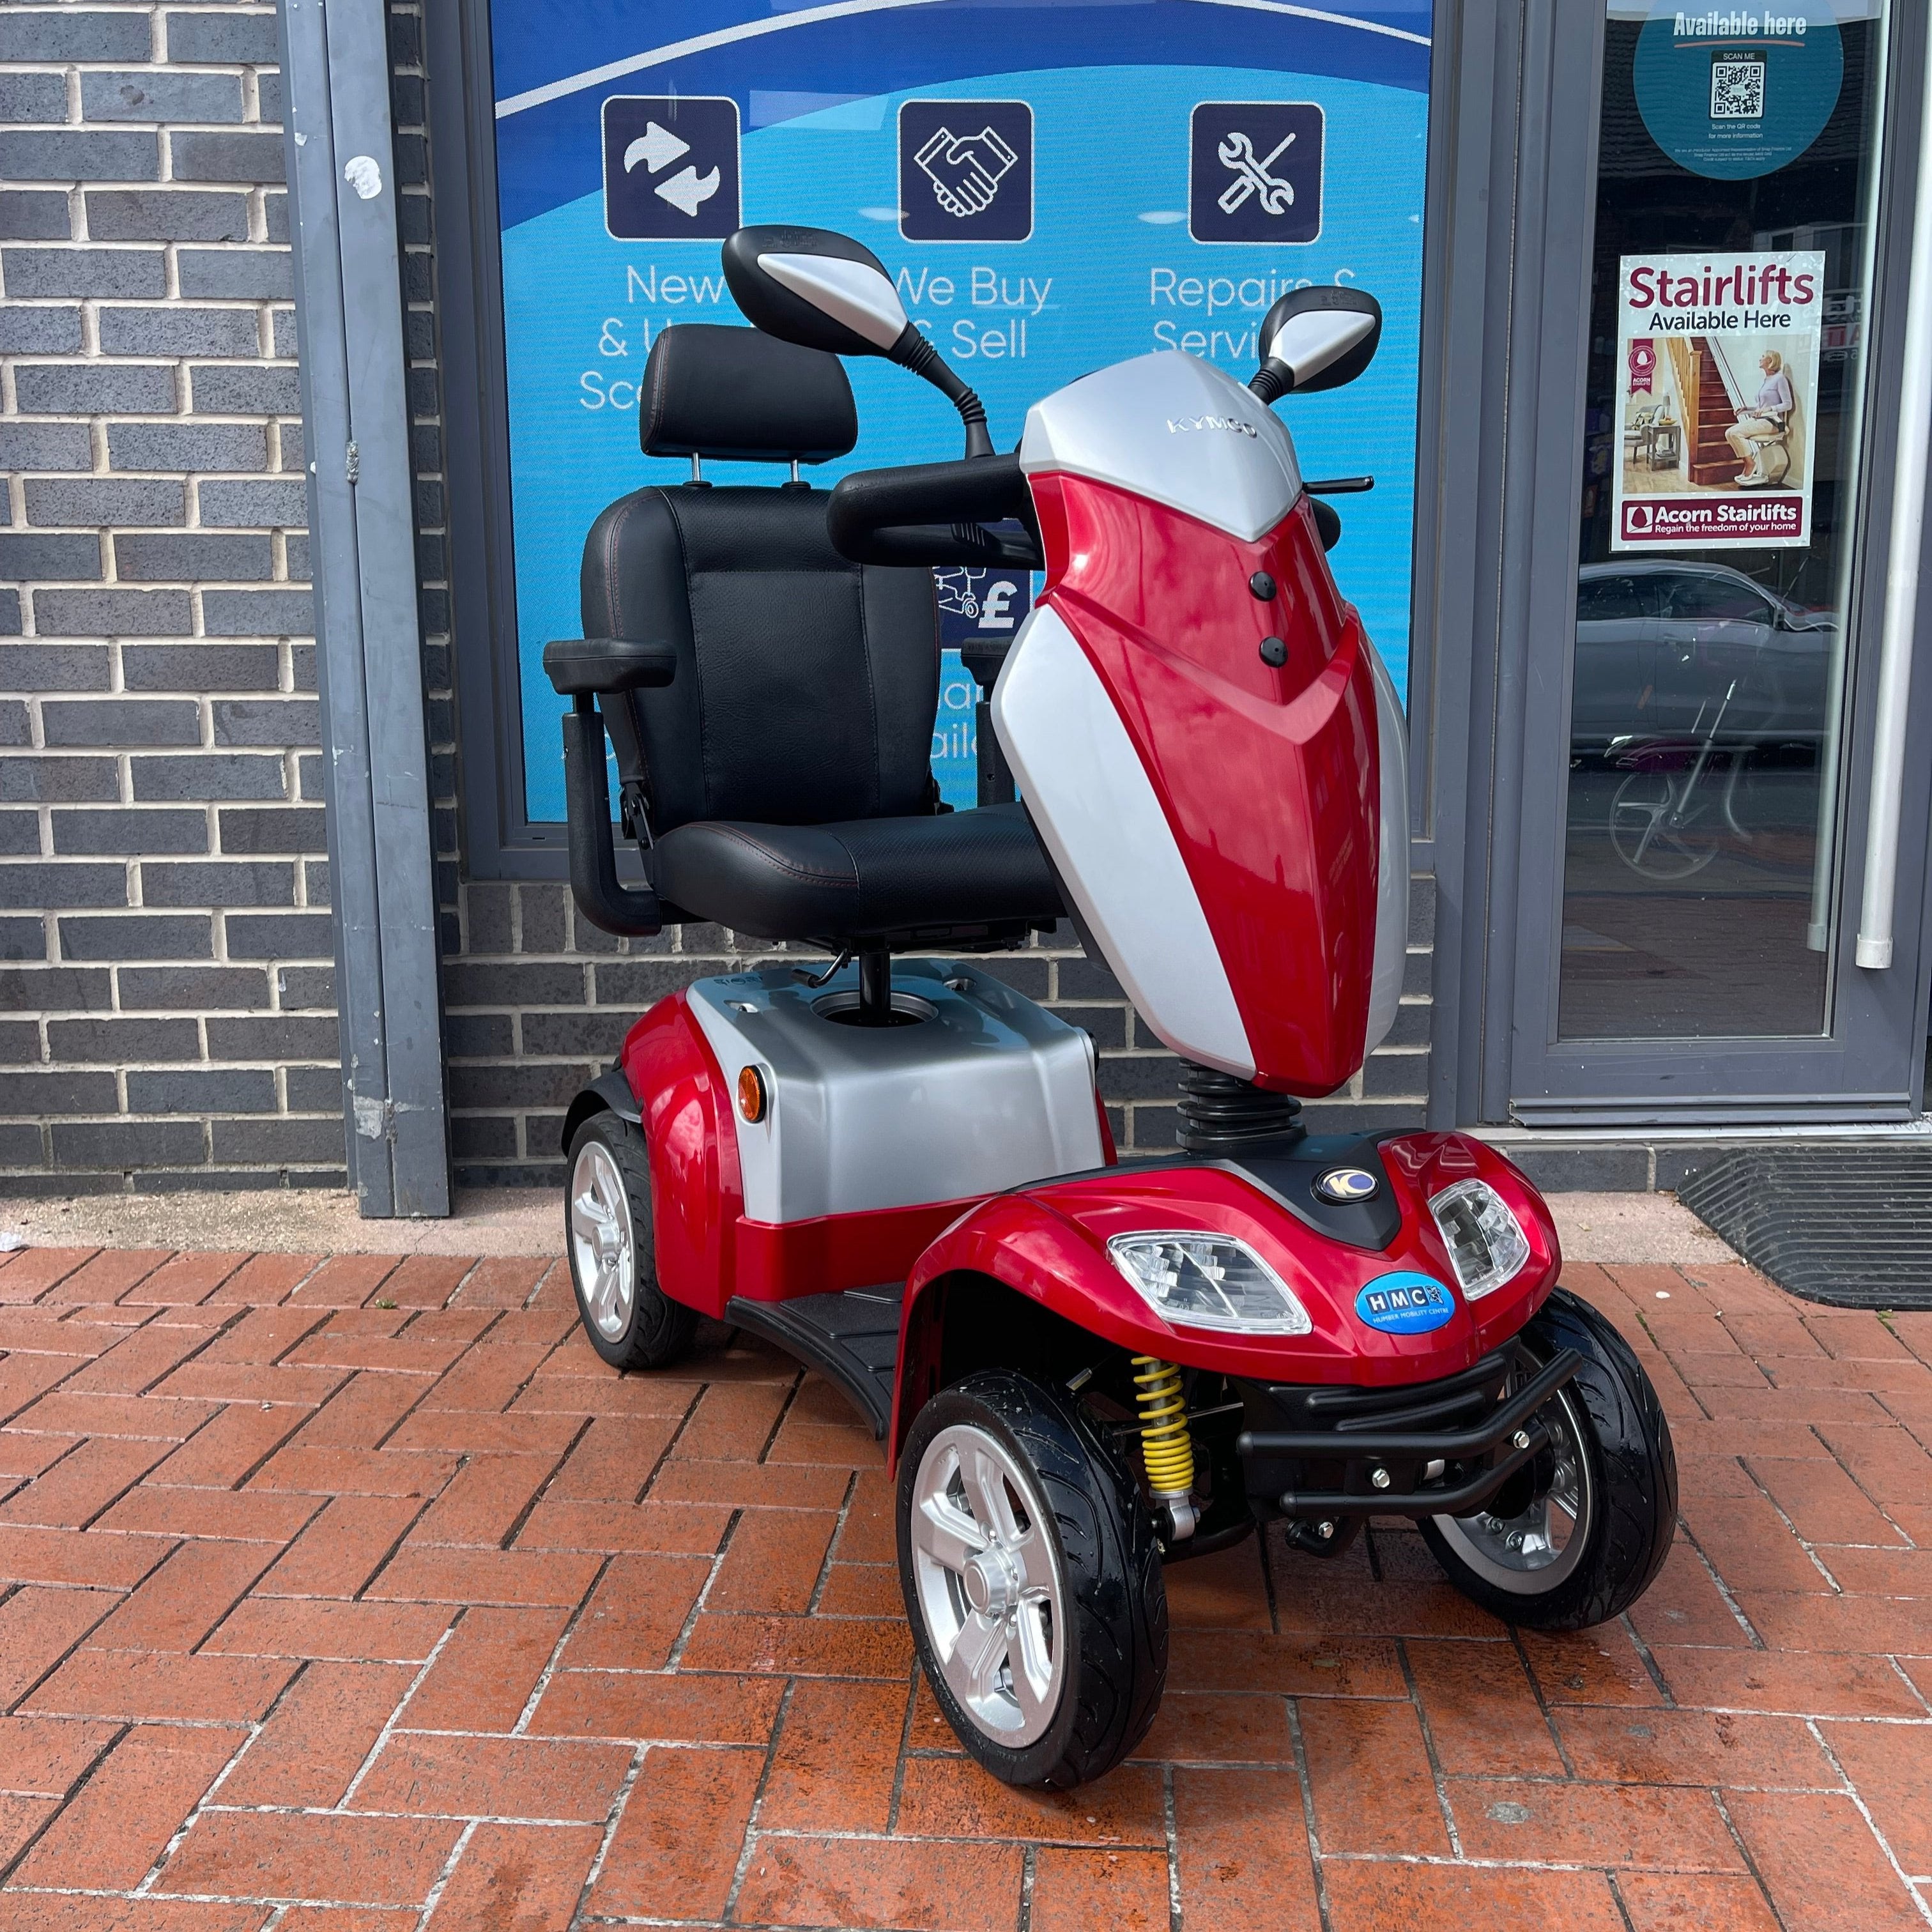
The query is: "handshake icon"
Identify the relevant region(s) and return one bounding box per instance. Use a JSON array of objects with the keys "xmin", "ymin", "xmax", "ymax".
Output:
[{"xmin": 914, "ymin": 123, "xmax": 1020, "ymax": 220}]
